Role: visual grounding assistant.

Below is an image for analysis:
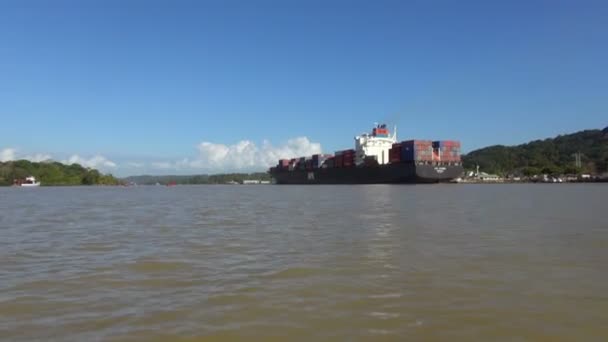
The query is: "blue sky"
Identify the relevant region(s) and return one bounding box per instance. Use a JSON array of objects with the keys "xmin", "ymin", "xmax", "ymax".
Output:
[{"xmin": 1, "ymin": 0, "xmax": 606, "ymax": 175}]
